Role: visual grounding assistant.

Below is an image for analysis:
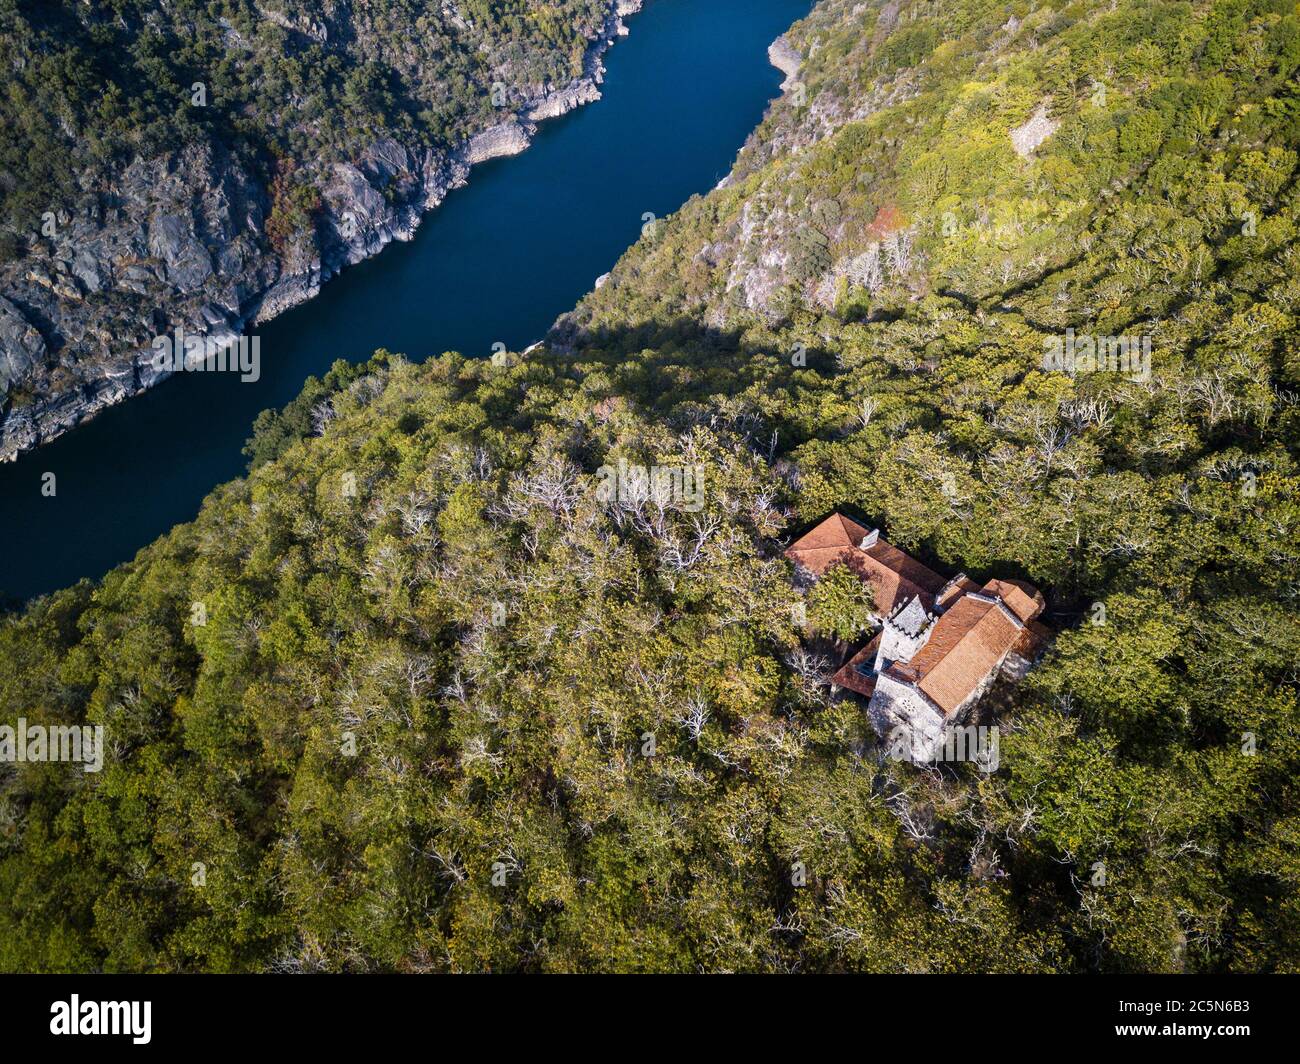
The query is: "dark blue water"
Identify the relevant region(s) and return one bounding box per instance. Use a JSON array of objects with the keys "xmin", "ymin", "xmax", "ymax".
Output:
[{"xmin": 0, "ymin": 0, "xmax": 809, "ymax": 602}]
